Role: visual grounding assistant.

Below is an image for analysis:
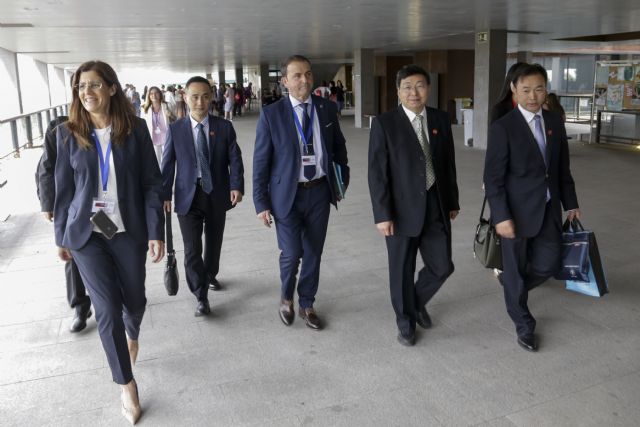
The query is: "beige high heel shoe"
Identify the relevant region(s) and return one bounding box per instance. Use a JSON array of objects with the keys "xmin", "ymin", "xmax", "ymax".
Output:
[
  {"xmin": 121, "ymin": 379, "xmax": 141, "ymax": 425},
  {"xmin": 127, "ymin": 338, "xmax": 139, "ymax": 366}
]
